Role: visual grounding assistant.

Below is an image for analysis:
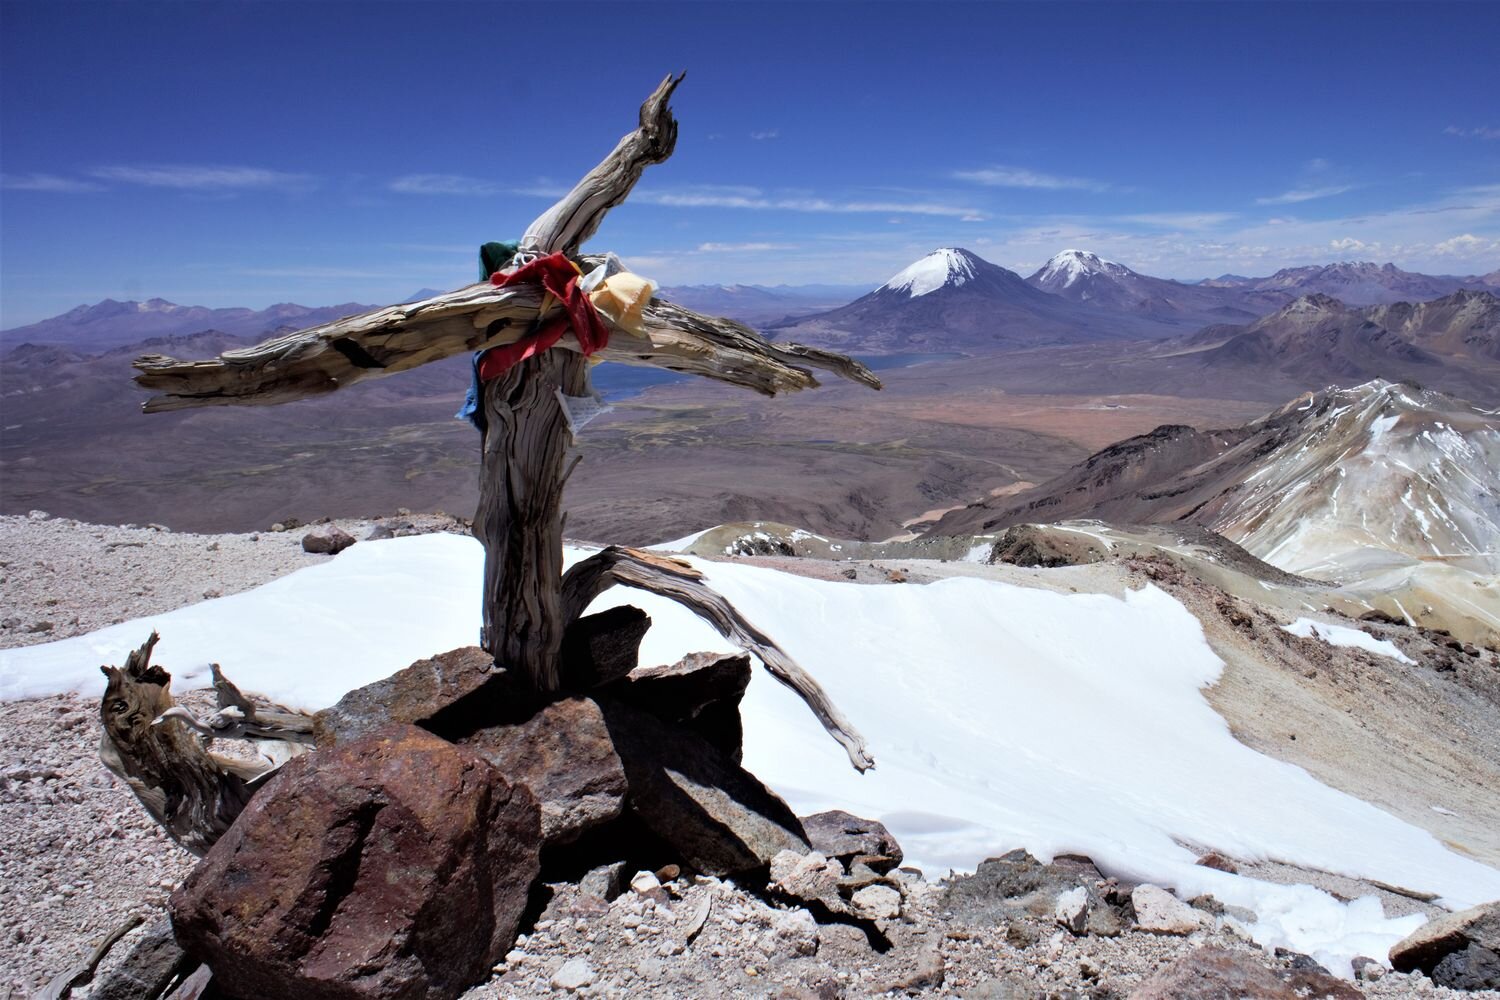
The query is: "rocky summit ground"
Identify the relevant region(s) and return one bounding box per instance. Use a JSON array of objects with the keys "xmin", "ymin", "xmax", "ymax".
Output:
[{"xmin": 3, "ymin": 512, "xmax": 1499, "ymax": 998}]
